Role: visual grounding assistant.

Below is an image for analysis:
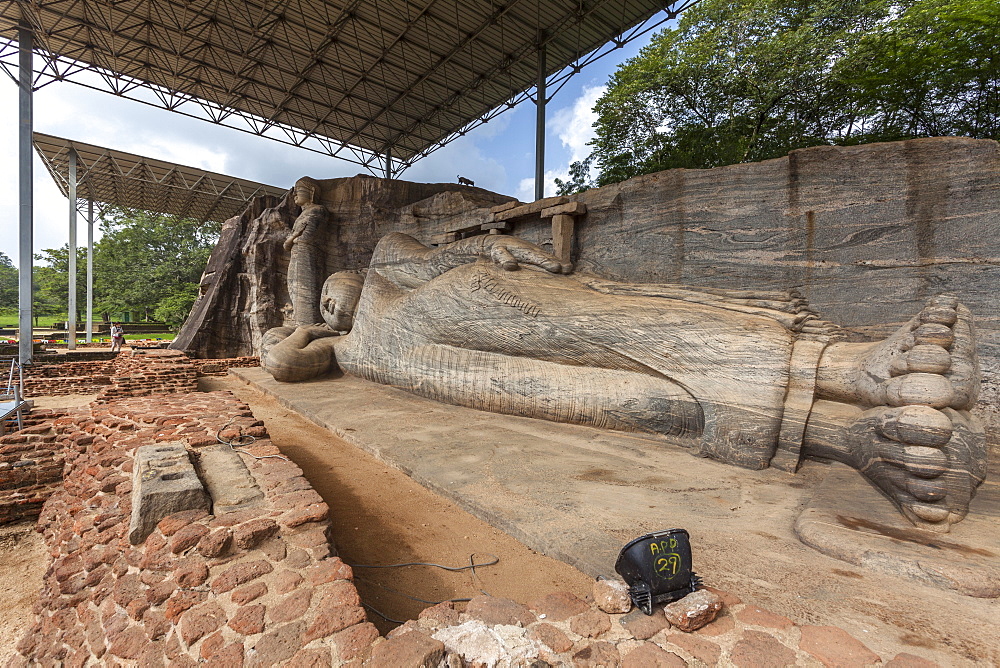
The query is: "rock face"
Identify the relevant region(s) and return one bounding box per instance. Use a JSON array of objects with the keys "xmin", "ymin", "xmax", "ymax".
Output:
[
  {"xmin": 176, "ymin": 138, "xmax": 1000, "ymax": 362},
  {"xmin": 561, "ymin": 137, "xmax": 1000, "ymax": 359},
  {"xmin": 173, "ymin": 177, "xmax": 512, "ymax": 358}
]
